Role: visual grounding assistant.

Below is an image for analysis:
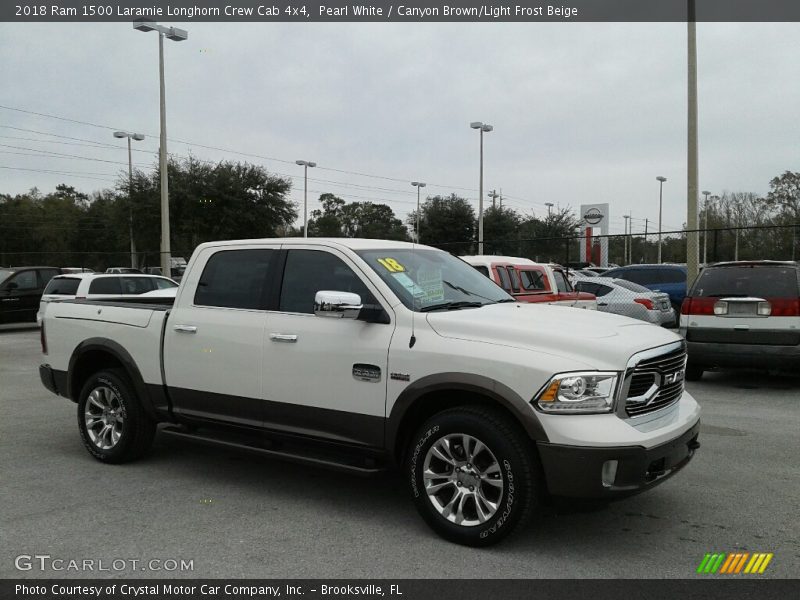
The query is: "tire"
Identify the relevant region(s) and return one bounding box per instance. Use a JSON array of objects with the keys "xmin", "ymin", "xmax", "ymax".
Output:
[
  {"xmin": 685, "ymin": 363, "xmax": 704, "ymax": 381},
  {"xmin": 77, "ymin": 369, "xmax": 156, "ymax": 463},
  {"xmin": 406, "ymin": 405, "xmax": 539, "ymax": 547}
]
